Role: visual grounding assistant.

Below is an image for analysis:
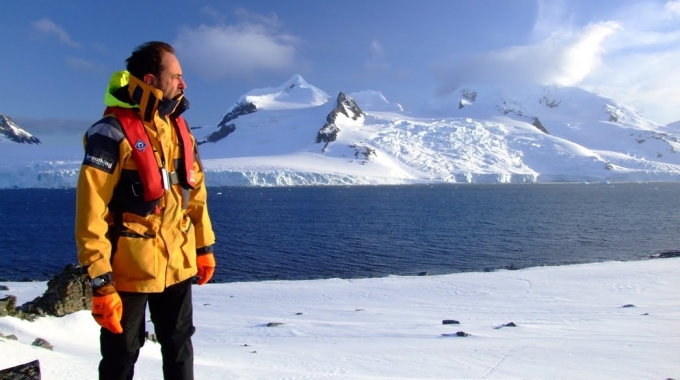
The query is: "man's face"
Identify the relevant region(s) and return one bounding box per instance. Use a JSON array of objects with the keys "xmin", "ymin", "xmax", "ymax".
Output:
[{"xmin": 152, "ymin": 52, "xmax": 186, "ymax": 100}]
